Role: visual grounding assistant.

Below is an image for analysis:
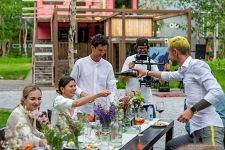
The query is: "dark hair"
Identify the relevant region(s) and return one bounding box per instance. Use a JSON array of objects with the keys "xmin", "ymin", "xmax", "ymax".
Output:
[
  {"xmin": 90, "ymin": 34, "xmax": 108, "ymax": 48},
  {"xmin": 57, "ymin": 76, "xmax": 75, "ymax": 94},
  {"xmin": 135, "ymin": 37, "xmax": 149, "ymax": 49},
  {"xmin": 21, "ymin": 84, "xmax": 42, "ymax": 105}
]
